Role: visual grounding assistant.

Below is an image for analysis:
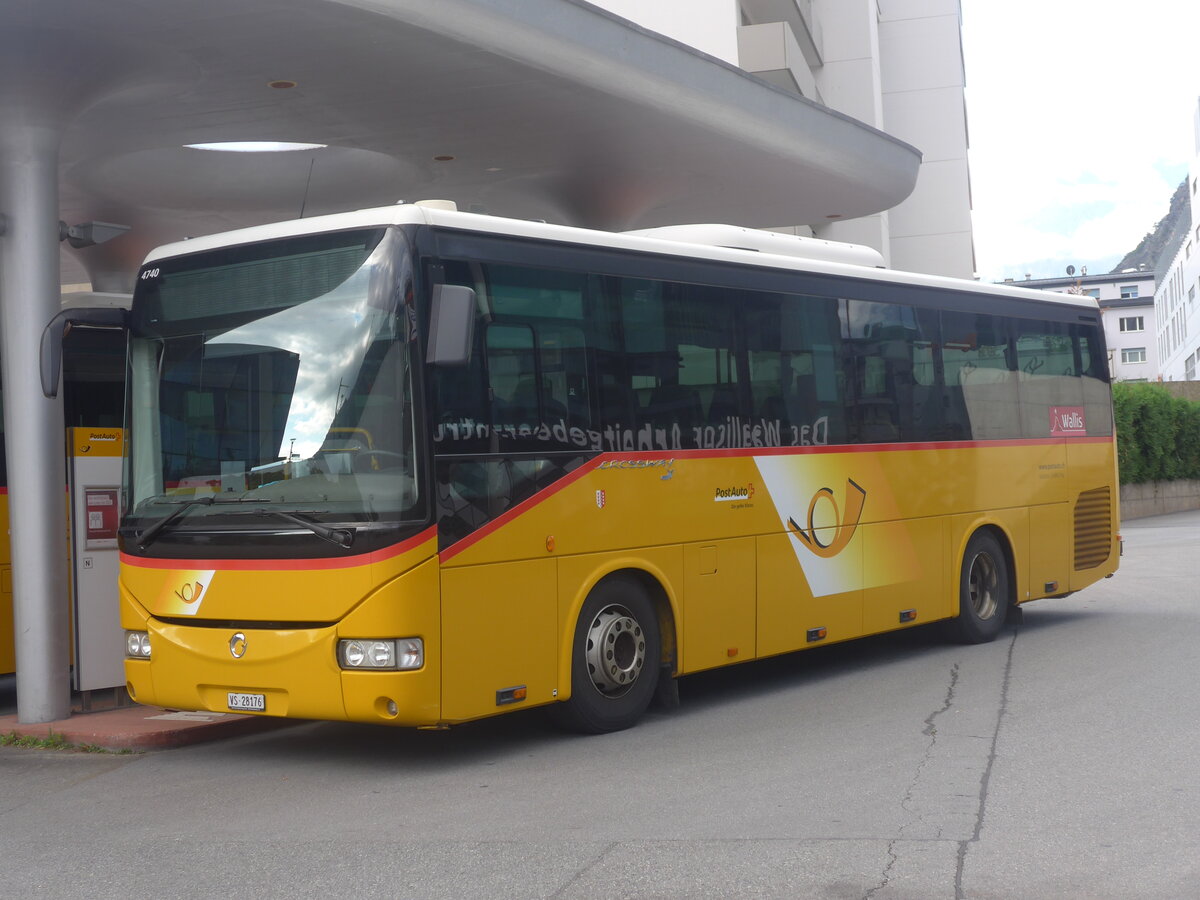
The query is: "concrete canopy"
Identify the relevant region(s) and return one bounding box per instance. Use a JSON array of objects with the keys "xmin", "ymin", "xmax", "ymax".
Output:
[{"xmin": 7, "ymin": 0, "xmax": 922, "ymax": 290}]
